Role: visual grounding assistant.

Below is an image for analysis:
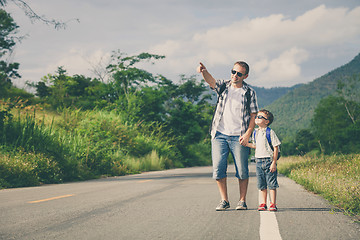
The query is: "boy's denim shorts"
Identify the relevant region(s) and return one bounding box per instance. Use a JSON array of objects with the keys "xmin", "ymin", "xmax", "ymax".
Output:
[
  {"xmin": 256, "ymin": 157, "xmax": 279, "ymax": 190},
  {"xmin": 211, "ymin": 131, "xmax": 249, "ymax": 180}
]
